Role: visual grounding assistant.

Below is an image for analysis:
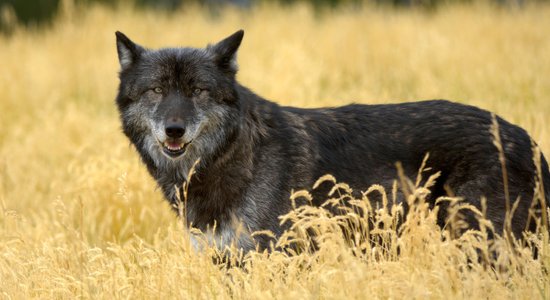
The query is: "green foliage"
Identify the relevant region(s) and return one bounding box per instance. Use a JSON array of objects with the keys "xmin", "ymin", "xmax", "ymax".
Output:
[{"xmin": 0, "ymin": 0, "xmax": 547, "ymax": 31}]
